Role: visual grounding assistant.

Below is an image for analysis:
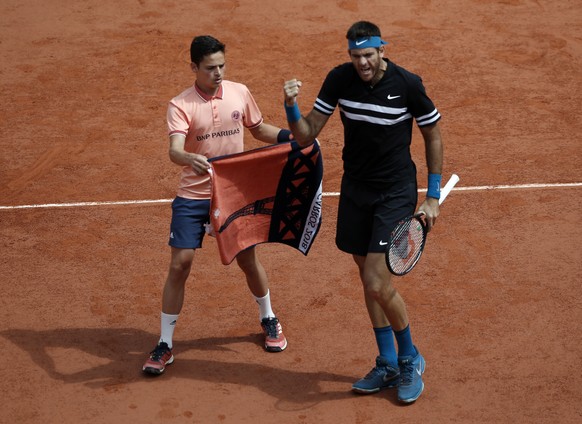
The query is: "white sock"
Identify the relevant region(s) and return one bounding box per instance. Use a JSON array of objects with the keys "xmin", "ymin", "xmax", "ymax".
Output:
[
  {"xmin": 159, "ymin": 312, "xmax": 179, "ymax": 349},
  {"xmin": 254, "ymin": 290, "xmax": 275, "ymax": 320}
]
